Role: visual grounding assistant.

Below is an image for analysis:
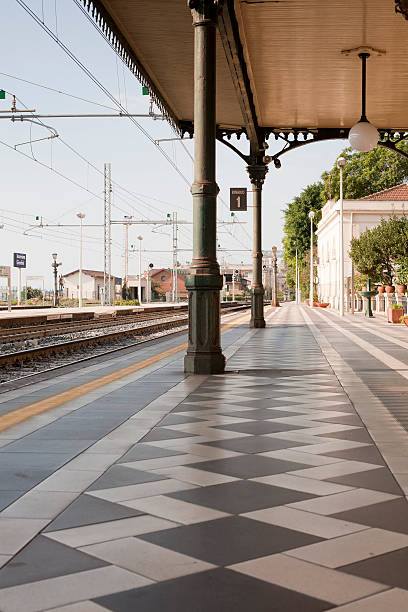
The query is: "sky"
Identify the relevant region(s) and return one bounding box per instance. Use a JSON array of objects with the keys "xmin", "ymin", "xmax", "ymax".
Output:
[{"xmin": 0, "ymin": 0, "xmax": 345, "ymax": 289}]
